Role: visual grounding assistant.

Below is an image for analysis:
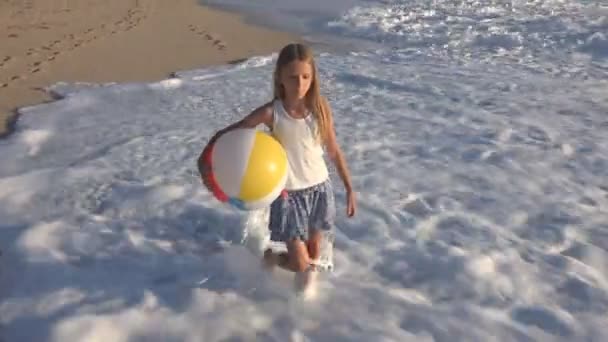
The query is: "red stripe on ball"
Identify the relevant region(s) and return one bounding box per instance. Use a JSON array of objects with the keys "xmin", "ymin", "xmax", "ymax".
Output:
[
  {"xmin": 205, "ymin": 149, "xmax": 229, "ymax": 202},
  {"xmin": 202, "ymin": 142, "xmax": 214, "ymax": 165}
]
